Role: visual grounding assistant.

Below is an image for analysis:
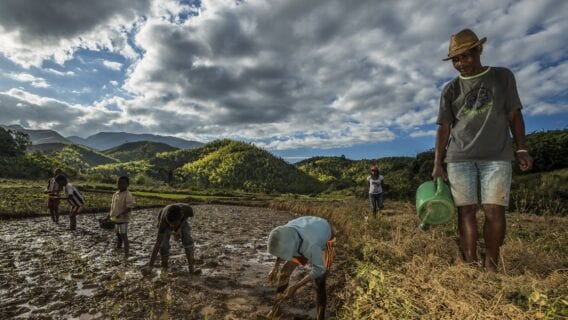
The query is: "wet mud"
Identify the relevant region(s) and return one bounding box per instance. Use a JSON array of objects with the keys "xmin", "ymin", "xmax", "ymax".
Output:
[{"xmin": 0, "ymin": 205, "xmax": 340, "ymax": 319}]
